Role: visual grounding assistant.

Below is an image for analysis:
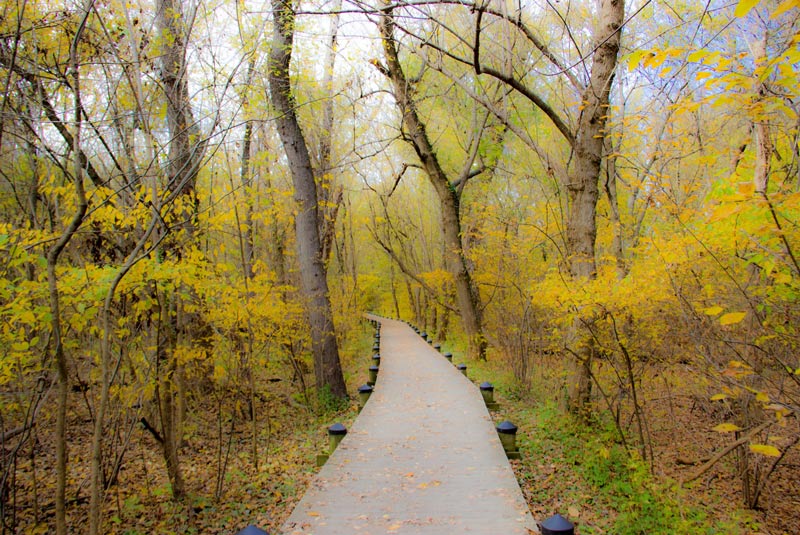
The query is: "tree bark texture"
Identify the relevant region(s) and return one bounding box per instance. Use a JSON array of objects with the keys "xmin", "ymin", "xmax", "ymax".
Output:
[
  {"xmin": 158, "ymin": 0, "xmax": 202, "ymax": 205},
  {"xmin": 268, "ymin": 0, "xmax": 347, "ymax": 399},
  {"xmin": 566, "ymin": 0, "xmax": 624, "ymax": 279},
  {"xmin": 378, "ymin": 4, "xmax": 486, "ymax": 360},
  {"xmin": 566, "ymin": 0, "xmax": 624, "ymax": 414}
]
